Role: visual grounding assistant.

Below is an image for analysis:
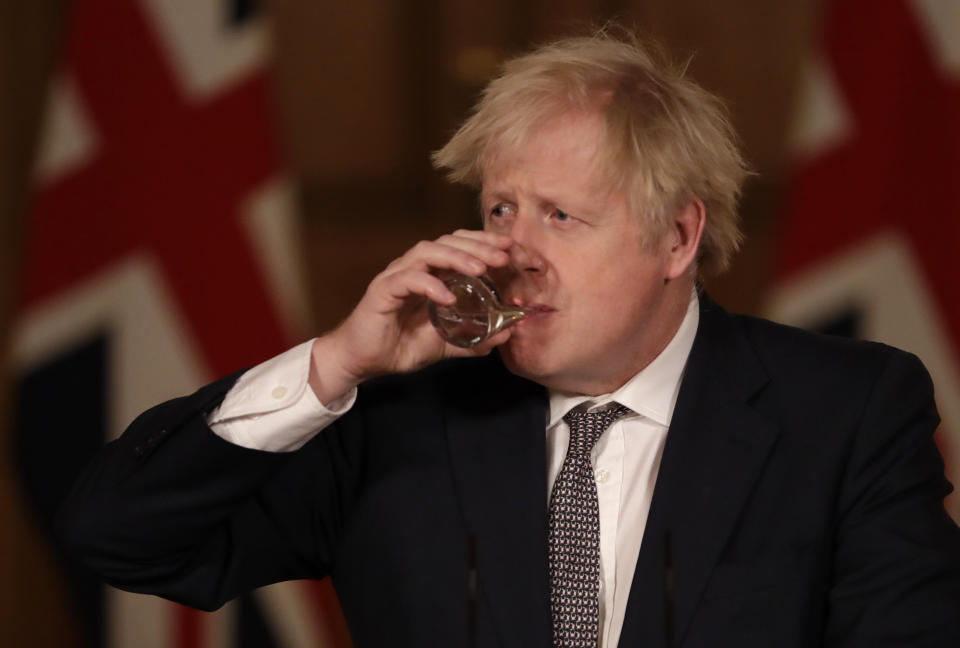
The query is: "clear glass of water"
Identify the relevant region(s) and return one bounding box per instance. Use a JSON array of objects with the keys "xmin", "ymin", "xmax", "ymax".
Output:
[{"xmin": 428, "ymin": 271, "xmax": 533, "ymax": 348}]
